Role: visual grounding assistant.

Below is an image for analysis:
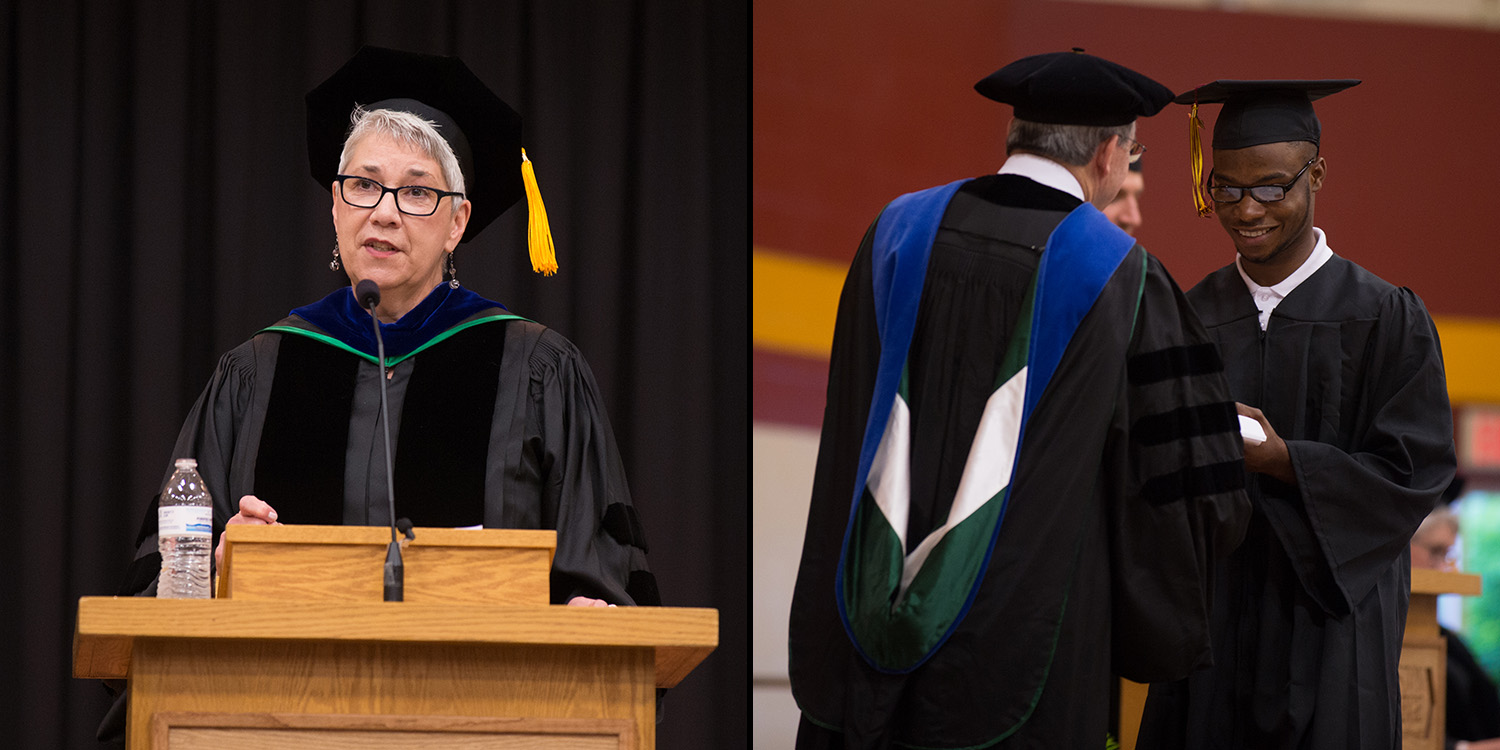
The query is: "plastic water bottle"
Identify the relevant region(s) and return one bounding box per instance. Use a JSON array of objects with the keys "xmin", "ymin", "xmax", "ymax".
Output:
[{"xmin": 157, "ymin": 458, "xmax": 213, "ymax": 598}]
